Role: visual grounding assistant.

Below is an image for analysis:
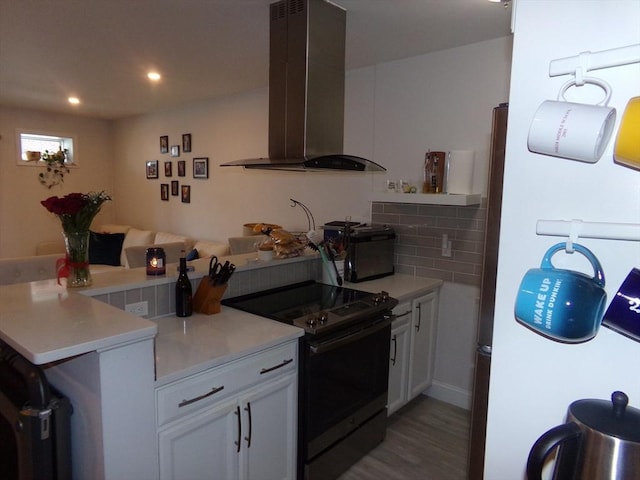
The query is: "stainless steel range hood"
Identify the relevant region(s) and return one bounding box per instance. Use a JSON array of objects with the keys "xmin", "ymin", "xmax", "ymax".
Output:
[{"xmin": 221, "ymin": 0, "xmax": 386, "ymax": 172}]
